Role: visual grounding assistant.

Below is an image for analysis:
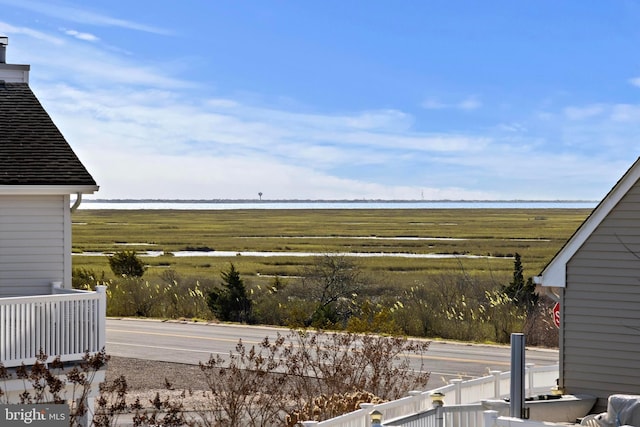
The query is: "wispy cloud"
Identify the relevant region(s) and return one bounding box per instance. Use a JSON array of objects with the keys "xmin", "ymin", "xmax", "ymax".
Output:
[
  {"xmin": 0, "ymin": 22, "xmax": 65, "ymax": 44},
  {"xmin": 422, "ymin": 96, "xmax": 482, "ymax": 111},
  {"xmin": 564, "ymin": 104, "xmax": 605, "ymax": 120},
  {"xmin": 0, "ymin": 0, "xmax": 171, "ymax": 35},
  {"xmin": 611, "ymin": 104, "xmax": 640, "ymax": 122},
  {"xmin": 563, "ymin": 102, "xmax": 640, "ymax": 123},
  {"xmin": 28, "ymin": 47, "xmax": 628, "ymax": 201},
  {"xmin": 62, "ymin": 29, "xmax": 99, "ymax": 42},
  {"xmin": 38, "ymin": 76, "xmax": 624, "ymax": 201},
  {"xmin": 458, "ymin": 96, "xmax": 482, "ymax": 110},
  {"xmin": 2, "ymin": 12, "xmax": 635, "ymax": 201},
  {"xmin": 0, "ymin": 22, "xmax": 189, "ymax": 89}
]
